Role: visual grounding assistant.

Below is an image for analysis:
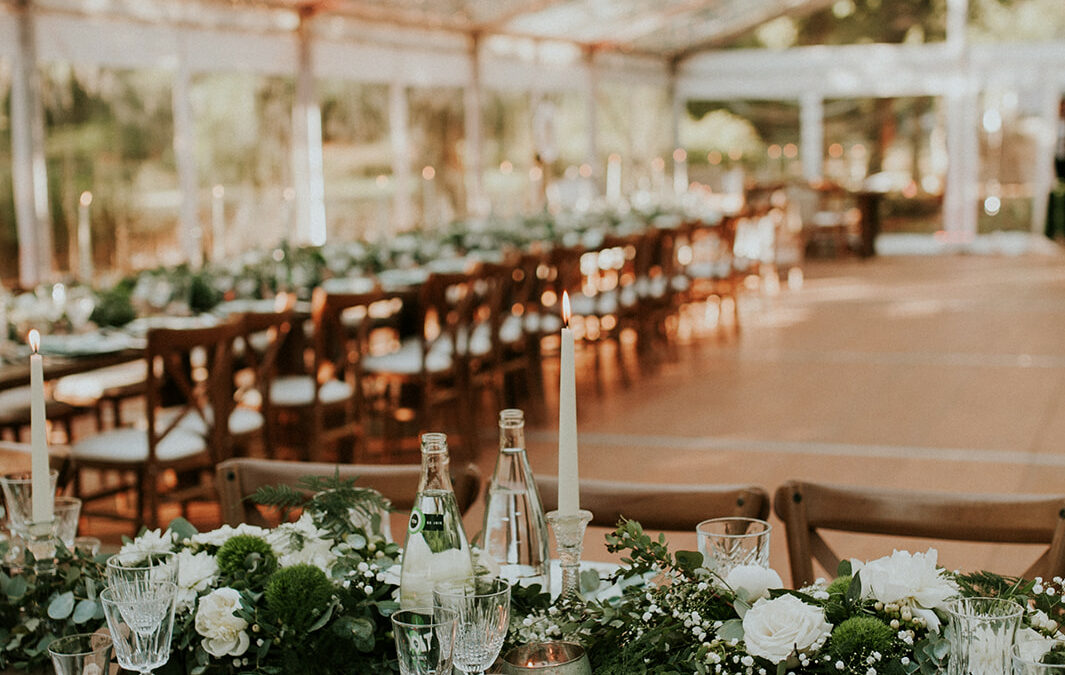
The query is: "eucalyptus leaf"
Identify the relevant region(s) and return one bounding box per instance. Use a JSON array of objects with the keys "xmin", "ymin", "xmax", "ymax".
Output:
[
  {"xmin": 717, "ymin": 618, "xmax": 744, "ymax": 641},
  {"xmin": 72, "ymin": 598, "xmax": 98, "ymax": 624},
  {"xmin": 48, "ymin": 591, "xmax": 76, "ymax": 620},
  {"xmin": 580, "ymin": 568, "xmax": 601, "ymax": 594}
]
